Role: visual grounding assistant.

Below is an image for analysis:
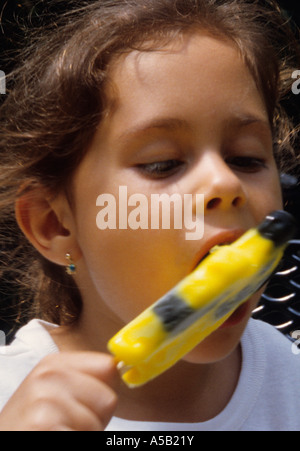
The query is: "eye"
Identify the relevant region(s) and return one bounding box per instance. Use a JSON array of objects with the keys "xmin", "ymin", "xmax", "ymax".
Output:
[
  {"xmin": 226, "ymin": 156, "xmax": 267, "ymax": 173},
  {"xmin": 137, "ymin": 159, "xmax": 184, "ymax": 179}
]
